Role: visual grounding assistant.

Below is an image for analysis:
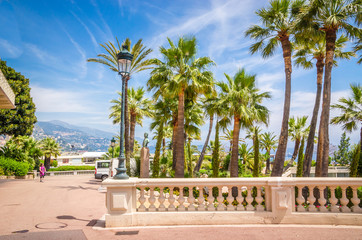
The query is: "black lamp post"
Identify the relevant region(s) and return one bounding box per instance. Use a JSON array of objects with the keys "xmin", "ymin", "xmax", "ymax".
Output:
[
  {"xmin": 110, "ymin": 137, "xmax": 116, "ymax": 159},
  {"xmin": 114, "ymin": 45, "xmax": 133, "ymax": 179}
]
